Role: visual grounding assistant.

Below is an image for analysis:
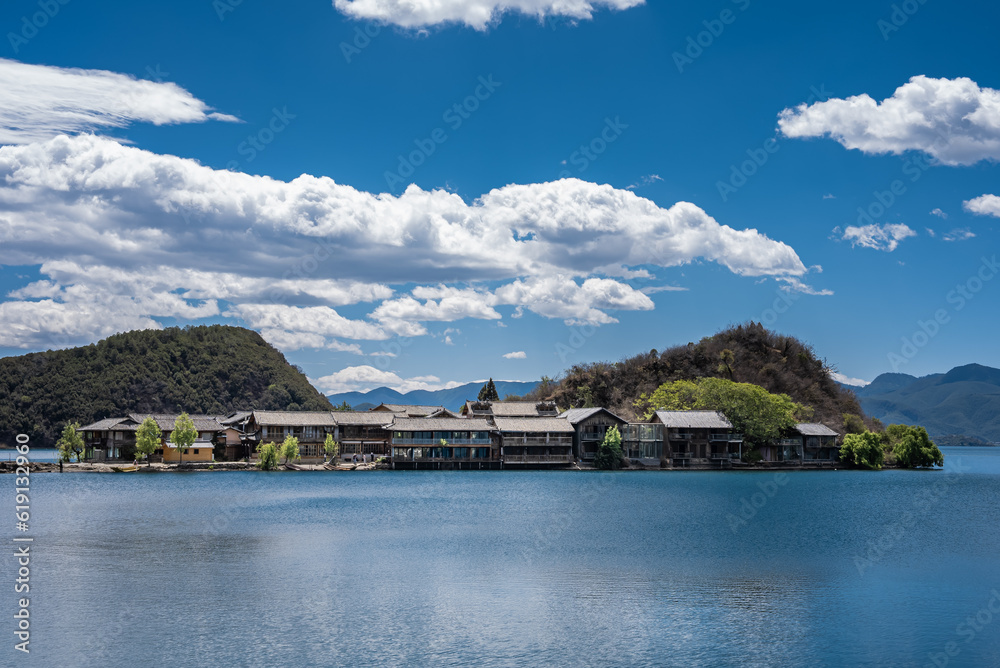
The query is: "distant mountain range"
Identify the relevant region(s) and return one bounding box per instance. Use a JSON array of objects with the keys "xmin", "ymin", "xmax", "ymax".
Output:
[
  {"xmin": 848, "ymin": 363, "xmax": 1000, "ymax": 443},
  {"xmin": 328, "ymin": 380, "xmax": 540, "ymax": 412}
]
